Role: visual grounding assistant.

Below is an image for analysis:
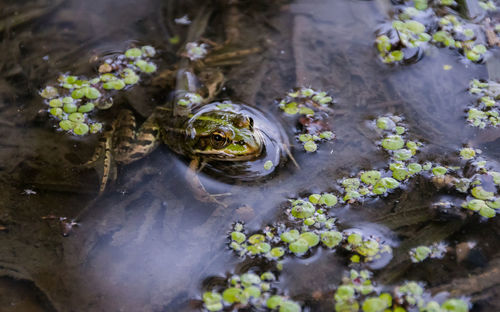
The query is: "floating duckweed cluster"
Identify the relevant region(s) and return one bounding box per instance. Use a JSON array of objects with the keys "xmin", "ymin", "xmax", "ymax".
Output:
[
  {"xmin": 202, "ymin": 271, "xmax": 301, "ymax": 312},
  {"xmin": 278, "ymin": 88, "xmax": 333, "ymax": 116},
  {"xmin": 467, "ymin": 79, "xmax": 500, "ymax": 128},
  {"xmin": 434, "ymin": 15, "xmax": 487, "ymax": 62},
  {"xmin": 460, "ymin": 168, "xmax": 500, "ymax": 218},
  {"xmin": 229, "ymin": 195, "xmax": 393, "ymax": 264},
  {"xmin": 376, "ymin": 19, "xmax": 429, "ymax": 63},
  {"xmin": 426, "ymin": 147, "xmax": 500, "ymax": 218},
  {"xmin": 344, "ymin": 231, "xmax": 393, "ymax": 263},
  {"xmin": 457, "ymin": 148, "xmax": 500, "ymax": 218},
  {"xmin": 40, "ymin": 46, "xmax": 157, "ymax": 135},
  {"xmin": 376, "ymin": 0, "xmax": 491, "ymax": 64},
  {"xmin": 277, "ymin": 87, "xmax": 335, "ymax": 152},
  {"xmin": 409, "ymin": 242, "xmax": 447, "ymax": 263},
  {"xmin": 330, "ymin": 116, "xmax": 425, "ymax": 203},
  {"xmin": 333, "ymin": 270, "xmax": 469, "ymax": 312},
  {"xmin": 200, "ymin": 112, "xmax": 484, "ymax": 311},
  {"xmin": 298, "ymin": 131, "xmax": 334, "ymax": 152}
]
